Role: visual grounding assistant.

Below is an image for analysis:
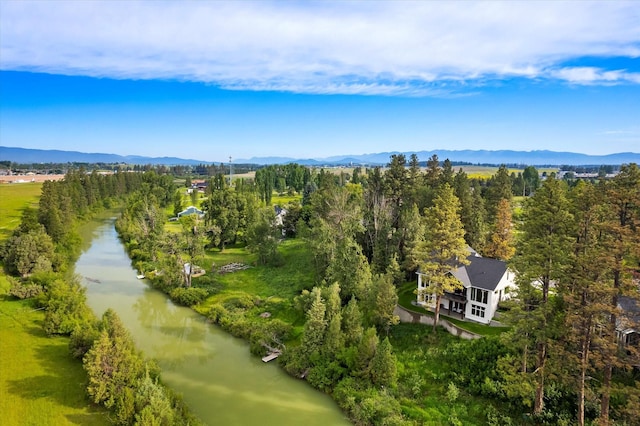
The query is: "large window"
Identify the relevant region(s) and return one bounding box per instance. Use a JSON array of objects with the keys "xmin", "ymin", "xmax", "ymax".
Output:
[
  {"xmin": 471, "ymin": 304, "xmax": 486, "ymax": 318},
  {"xmin": 471, "ymin": 288, "xmax": 488, "ymax": 304}
]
